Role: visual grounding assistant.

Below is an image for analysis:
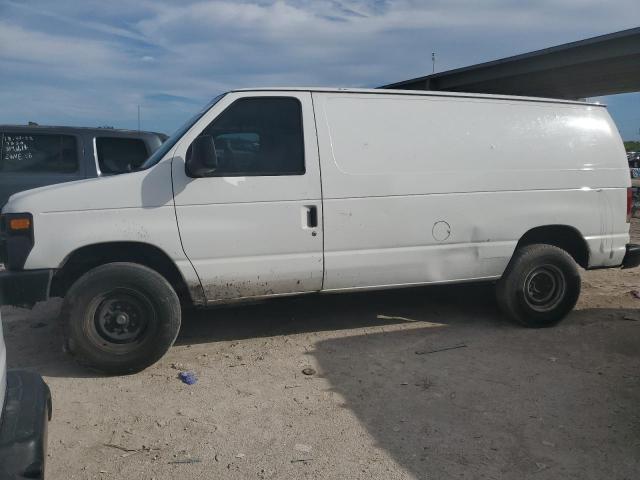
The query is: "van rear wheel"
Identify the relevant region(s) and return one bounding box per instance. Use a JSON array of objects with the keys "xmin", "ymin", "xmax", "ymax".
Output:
[
  {"xmin": 62, "ymin": 262, "xmax": 181, "ymax": 374},
  {"xmin": 496, "ymin": 244, "xmax": 580, "ymax": 328}
]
